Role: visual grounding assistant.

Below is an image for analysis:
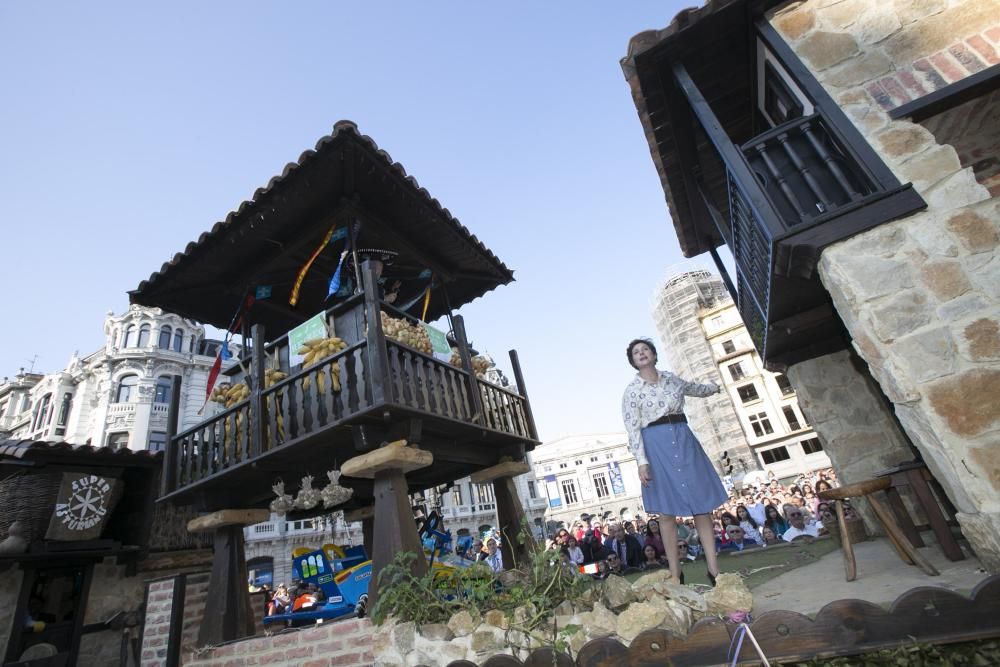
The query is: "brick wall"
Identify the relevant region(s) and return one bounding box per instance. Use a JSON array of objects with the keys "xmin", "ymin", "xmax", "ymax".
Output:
[
  {"xmin": 140, "ymin": 572, "xmax": 211, "ymax": 666},
  {"xmin": 182, "ymin": 617, "xmax": 374, "ymax": 667},
  {"xmin": 0, "ymin": 567, "xmax": 24, "ymax": 660},
  {"xmin": 770, "ymin": 0, "xmax": 1000, "ymax": 571}
]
